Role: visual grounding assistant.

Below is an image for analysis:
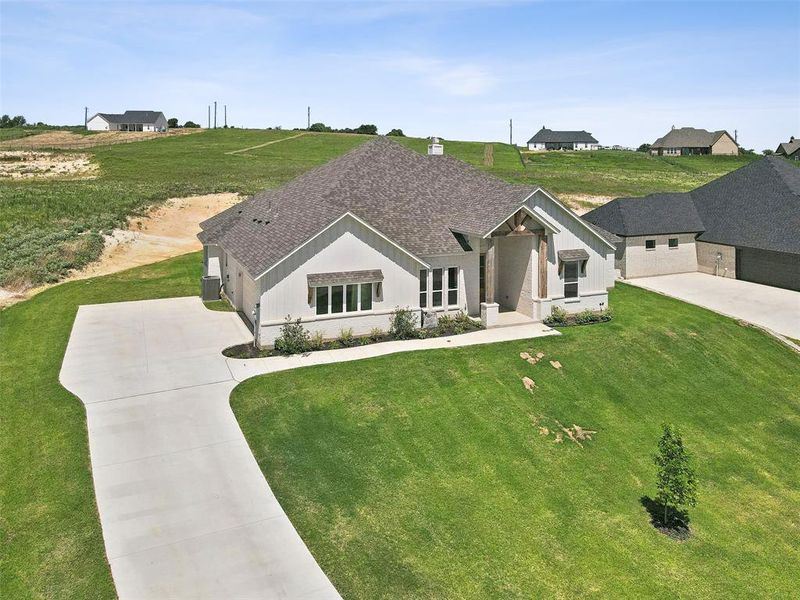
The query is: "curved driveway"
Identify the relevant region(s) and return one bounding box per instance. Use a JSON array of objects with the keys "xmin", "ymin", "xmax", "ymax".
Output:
[
  {"xmin": 60, "ymin": 296, "xmax": 556, "ymax": 598},
  {"xmin": 60, "ymin": 297, "xmax": 341, "ymax": 599}
]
